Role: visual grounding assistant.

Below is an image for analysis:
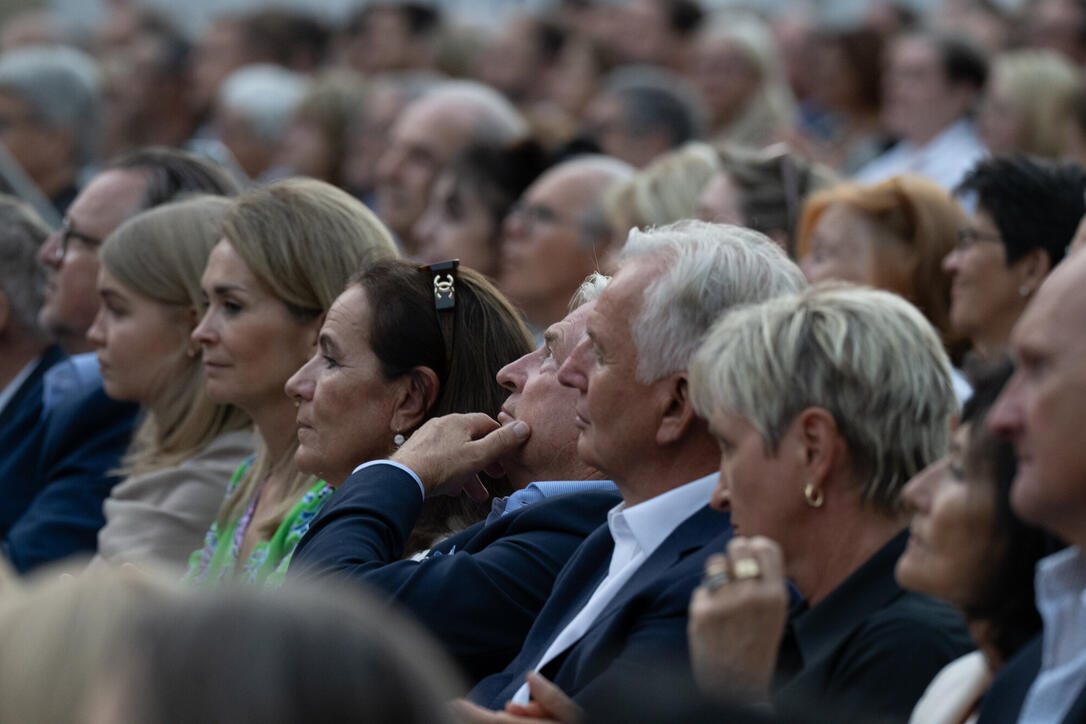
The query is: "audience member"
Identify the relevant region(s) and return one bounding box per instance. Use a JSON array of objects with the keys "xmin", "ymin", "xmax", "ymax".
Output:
[
  {"xmin": 899, "ymin": 358, "xmax": 1063, "ymax": 723},
  {"xmin": 413, "ymin": 140, "xmax": 549, "ymax": 277},
  {"xmin": 977, "ymin": 237, "xmax": 1086, "ymax": 723},
  {"xmin": 215, "ymin": 64, "xmax": 308, "ymax": 183},
  {"xmin": 945, "ymin": 155, "xmax": 1086, "ymax": 359},
  {"xmin": 99, "ymin": 11, "xmax": 197, "ymax": 158},
  {"xmin": 582, "ymin": 65, "xmax": 705, "ymax": 168},
  {"xmin": 697, "ymin": 144, "xmax": 837, "ymax": 255},
  {"xmin": 687, "ymin": 285, "xmax": 972, "ymax": 722},
  {"xmin": 498, "ymin": 155, "xmax": 632, "ymax": 336},
  {"xmin": 0, "ymin": 147, "xmax": 239, "ymax": 573},
  {"xmin": 375, "ymin": 81, "xmax": 527, "ymax": 253},
  {"xmin": 478, "ymin": 15, "xmax": 567, "ymax": 109},
  {"xmin": 979, "ymin": 50, "xmax": 1079, "ymax": 160},
  {"xmin": 336, "ymin": 2, "xmax": 442, "ymax": 75},
  {"xmin": 277, "ymin": 70, "xmax": 367, "ymax": 190},
  {"xmin": 285, "ymin": 259, "xmax": 532, "ymax": 555},
  {"xmin": 797, "ymin": 175, "xmax": 969, "ymax": 378},
  {"xmin": 0, "ymin": 44, "xmax": 101, "ymax": 214},
  {"xmin": 856, "ymin": 31, "xmax": 988, "ymax": 192},
  {"xmin": 1024, "ymin": 0, "xmax": 1086, "ymax": 64},
  {"xmin": 185, "ymin": 179, "xmax": 398, "ymax": 587},
  {"xmin": 603, "ymin": 141, "xmax": 718, "ymax": 237},
  {"xmin": 690, "ymin": 12, "xmax": 796, "ymax": 149},
  {"xmin": 291, "ymin": 276, "xmax": 616, "ymax": 681},
  {"xmin": 458, "ymin": 221, "xmax": 806, "ymax": 717},
  {"xmin": 84, "ymin": 197, "xmax": 252, "ymax": 574},
  {"xmin": 611, "ymin": 0, "xmax": 703, "ymax": 70}
]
